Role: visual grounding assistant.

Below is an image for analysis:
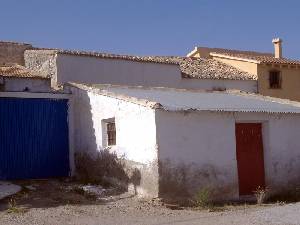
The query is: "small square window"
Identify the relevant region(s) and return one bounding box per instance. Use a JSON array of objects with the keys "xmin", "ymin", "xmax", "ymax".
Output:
[
  {"xmin": 269, "ymin": 71, "xmax": 281, "ymax": 89},
  {"xmin": 106, "ymin": 122, "xmax": 116, "ymax": 146}
]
